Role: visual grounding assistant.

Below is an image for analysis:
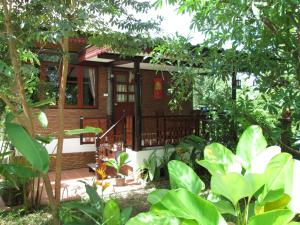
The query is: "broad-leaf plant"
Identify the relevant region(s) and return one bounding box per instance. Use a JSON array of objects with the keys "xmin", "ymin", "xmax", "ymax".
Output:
[{"xmin": 127, "ymin": 125, "xmax": 300, "ymax": 225}]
